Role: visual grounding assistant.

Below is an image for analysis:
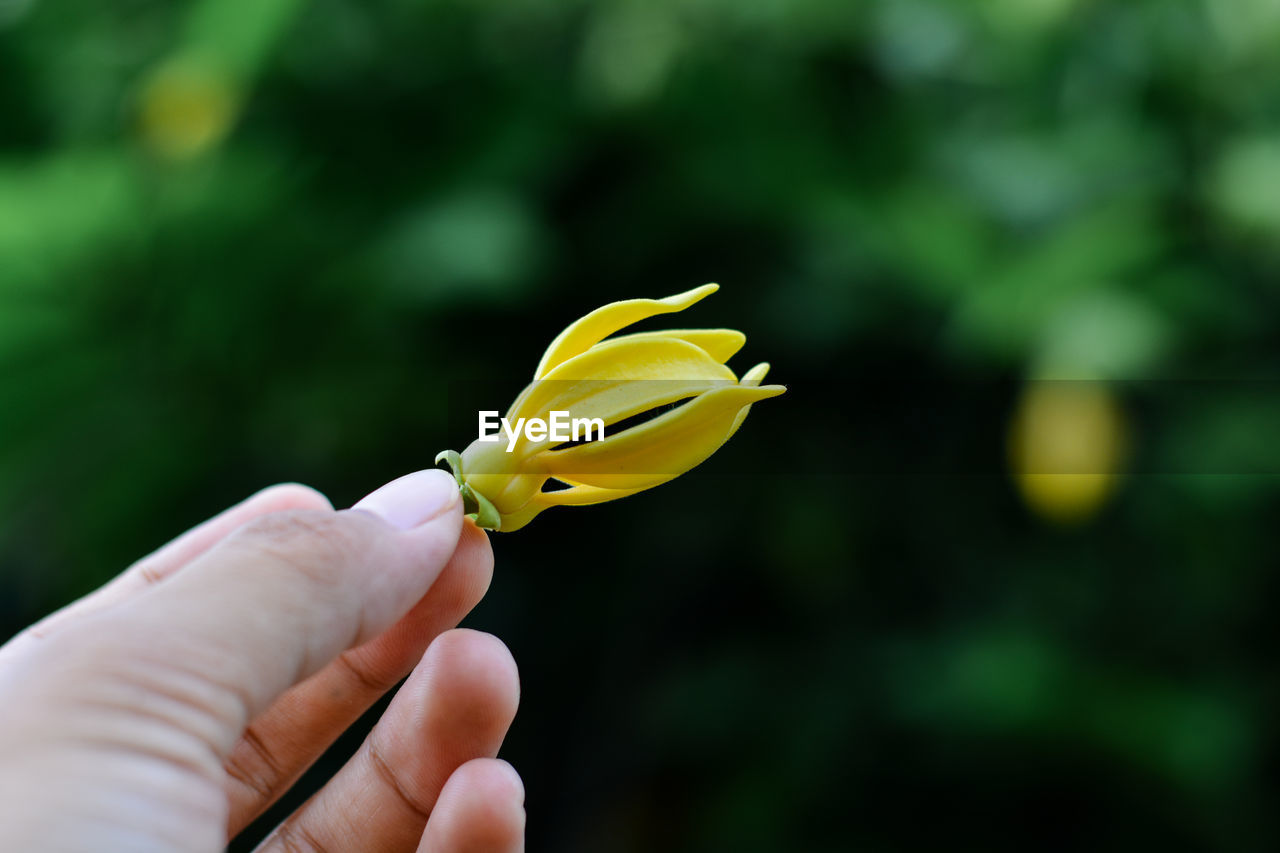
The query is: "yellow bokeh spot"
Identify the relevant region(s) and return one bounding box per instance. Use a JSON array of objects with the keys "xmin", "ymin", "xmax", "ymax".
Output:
[
  {"xmin": 138, "ymin": 56, "xmax": 238, "ymax": 160},
  {"xmin": 1009, "ymin": 381, "xmax": 1126, "ymax": 524}
]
